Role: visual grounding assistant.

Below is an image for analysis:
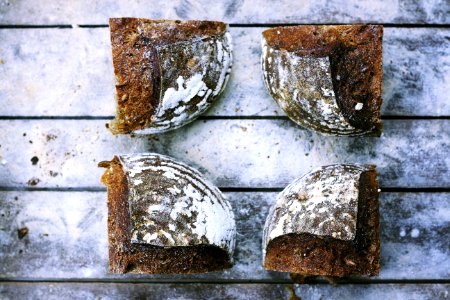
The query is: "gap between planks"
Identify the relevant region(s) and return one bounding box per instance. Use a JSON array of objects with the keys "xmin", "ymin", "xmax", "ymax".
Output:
[
  {"xmin": 0, "ymin": 24, "xmax": 449, "ymax": 29},
  {"xmin": 0, "ymin": 278, "xmax": 450, "ymax": 285},
  {"xmin": 1, "ymin": 116, "xmax": 450, "ymax": 120},
  {"xmin": 1, "ymin": 187, "xmax": 450, "ymax": 192}
]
